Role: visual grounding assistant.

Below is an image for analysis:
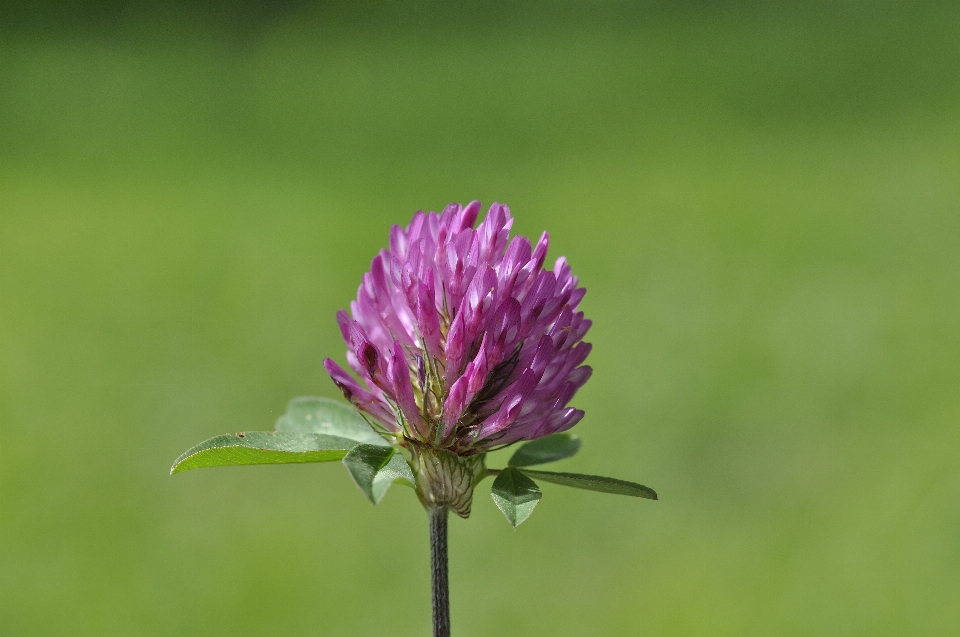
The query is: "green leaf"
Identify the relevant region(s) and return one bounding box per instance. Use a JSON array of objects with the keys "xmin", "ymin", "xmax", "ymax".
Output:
[
  {"xmin": 507, "ymin": 433, "xmax": 582, "ymax": 467},
  {"xmin": 490, "ymin": 467, "xmax": 542, "ymax": 528},
  {"xmin": 170, "ymin": 431, "xmax": 357, "ymax": 475},
  {"xmin": 274, "ymin": 396, "xmax": 388, "ymax": 446},
  {"xmin": 518, "ymin": 469, "xmax": 658, "ymax": 500},
  {"xmin": 342, "ymin": 444, "xmax": 415, "ymax": 504}
]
